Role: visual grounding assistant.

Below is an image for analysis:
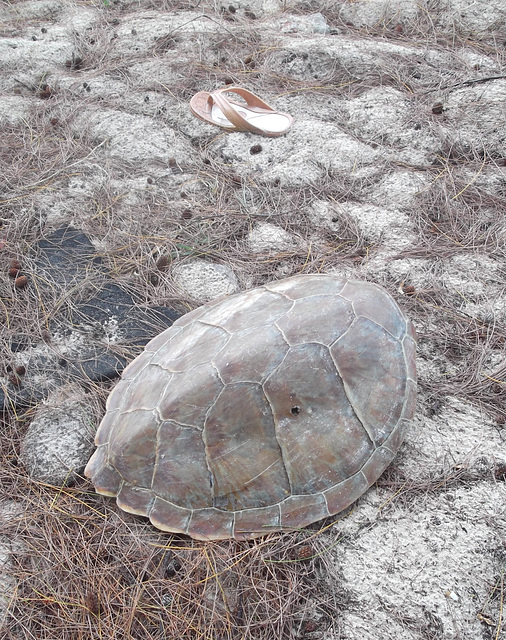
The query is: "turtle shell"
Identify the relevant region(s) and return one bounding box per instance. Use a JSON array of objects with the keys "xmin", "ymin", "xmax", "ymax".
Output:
[{"xmin": 85, "ymin": 274, "xmax": 417, "ymax": 540}]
